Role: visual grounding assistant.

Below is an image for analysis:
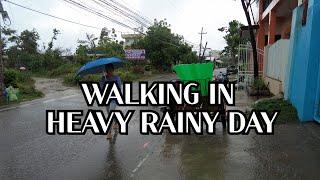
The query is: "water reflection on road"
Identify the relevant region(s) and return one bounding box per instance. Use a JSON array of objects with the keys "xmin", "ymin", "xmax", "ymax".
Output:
[{"xmin": 1, "ymin": 74, "xmax": 320, "ymax": 179}]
